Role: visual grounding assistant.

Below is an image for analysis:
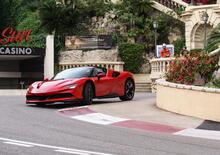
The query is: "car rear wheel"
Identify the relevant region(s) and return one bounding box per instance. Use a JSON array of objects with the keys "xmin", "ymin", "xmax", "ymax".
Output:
[
  {"xmin": 119, "ymin": 79, "xmax": 135, "ymax": 101},
  {"xmin": 82, "ymin": 82, "xmax": 94, "ymax": 105}
]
